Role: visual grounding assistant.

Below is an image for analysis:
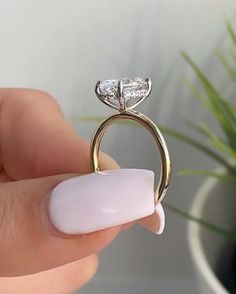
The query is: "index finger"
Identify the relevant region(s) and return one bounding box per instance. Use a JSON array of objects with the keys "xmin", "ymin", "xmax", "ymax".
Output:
[{"xmin": 0, "ymin": 89, "xmax": 117, "ymax": 179}]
